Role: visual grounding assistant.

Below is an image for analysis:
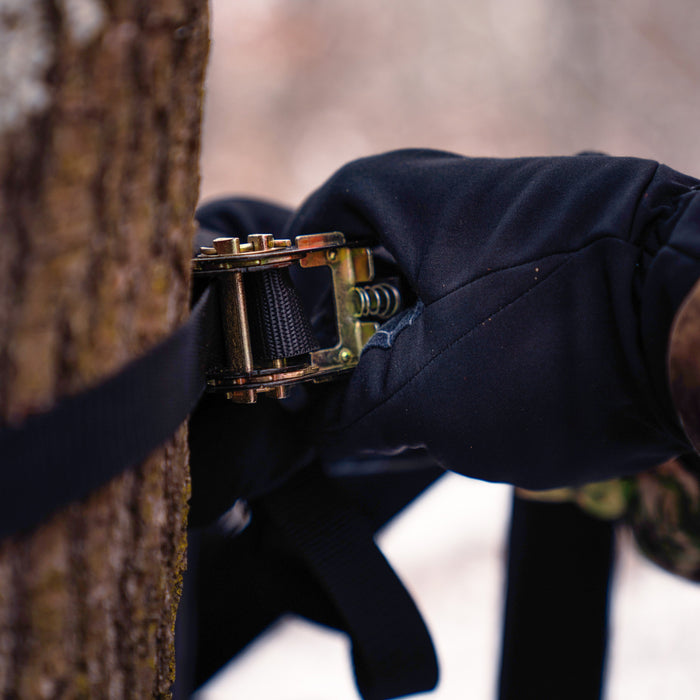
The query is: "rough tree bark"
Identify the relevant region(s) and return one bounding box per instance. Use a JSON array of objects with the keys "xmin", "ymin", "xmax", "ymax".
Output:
[{"xmin": 0, "ymin": 1, "xmax": 209, "ymax": 697}]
